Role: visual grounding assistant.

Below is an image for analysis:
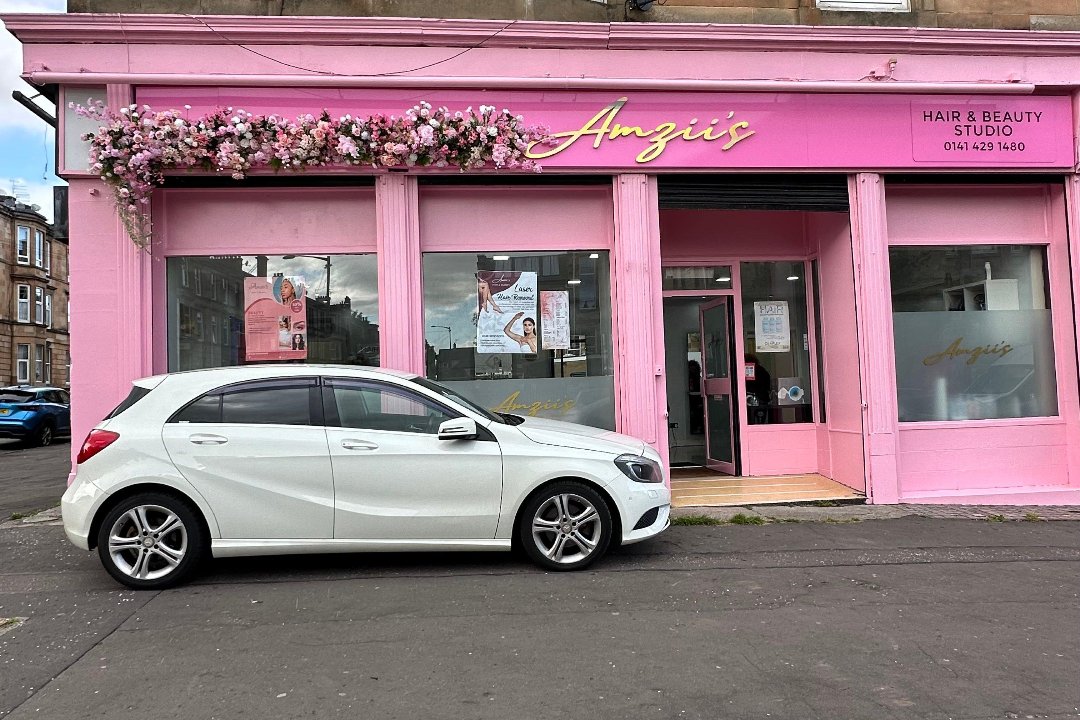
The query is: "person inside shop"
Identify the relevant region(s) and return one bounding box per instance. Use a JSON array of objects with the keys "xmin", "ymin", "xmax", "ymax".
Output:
[
  {"xmin": 504, "ymin": 312, "xmax": 538, "ymax": 353},
  {"xmin": 745, "ymin": 353, "xmax": 772, "ymax": 424},
  {"xmin": 687, "ymin": 359, "xmax": 704, "ymax": 435}
]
